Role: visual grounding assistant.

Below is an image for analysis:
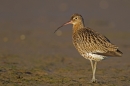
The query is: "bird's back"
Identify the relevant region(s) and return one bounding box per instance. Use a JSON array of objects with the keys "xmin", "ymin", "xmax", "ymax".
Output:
[{"xmin": 72, "ymin": 27, "xmax": 122, "ymax": 61}]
